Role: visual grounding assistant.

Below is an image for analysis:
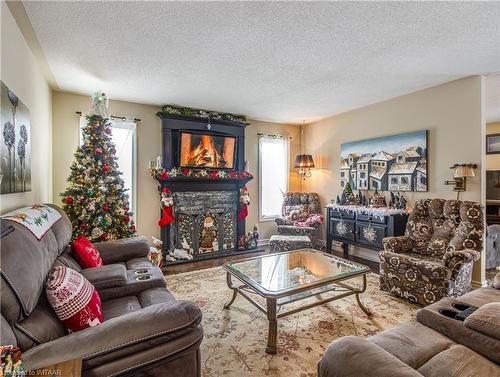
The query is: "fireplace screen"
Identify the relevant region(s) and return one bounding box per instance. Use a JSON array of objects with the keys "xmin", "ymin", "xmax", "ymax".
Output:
[{"xmin": 180, "ymin": 132, "xmax": 236, "ymax": 169}]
